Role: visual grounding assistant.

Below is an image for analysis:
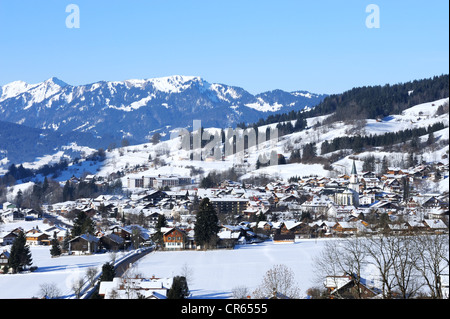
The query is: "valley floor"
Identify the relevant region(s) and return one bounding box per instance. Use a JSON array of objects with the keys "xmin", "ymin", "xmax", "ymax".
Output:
[
  {"xmin": 133, "ymin": 239, "xmax": 329, "ymax": 299},
  {"xmin": 0, "ymin": 236, "xmax": 329, "ymax": 299}
]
